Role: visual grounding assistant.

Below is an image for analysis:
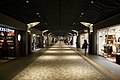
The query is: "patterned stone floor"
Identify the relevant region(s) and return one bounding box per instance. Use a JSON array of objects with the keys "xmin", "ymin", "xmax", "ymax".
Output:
[{"xmin": 12, "ymin": 41, "xmax": 111, "ymax": 80}]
